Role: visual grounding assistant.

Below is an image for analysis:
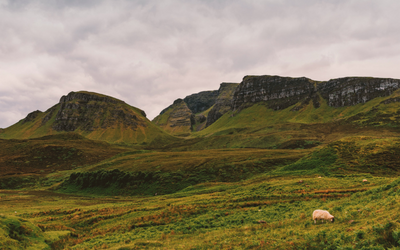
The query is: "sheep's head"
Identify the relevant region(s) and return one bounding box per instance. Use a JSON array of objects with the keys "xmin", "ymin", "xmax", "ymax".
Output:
[{"xmin": 330, "ymin": 217, "xmax": 335, "ymax": 223}]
